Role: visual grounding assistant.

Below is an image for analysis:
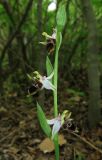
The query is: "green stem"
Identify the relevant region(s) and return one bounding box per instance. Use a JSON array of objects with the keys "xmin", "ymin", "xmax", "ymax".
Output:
[
  {"xmin": 53, "ymin": 30, "xmax": 62, "ymax": 160},
  {"xmin": 54, "ymin": 30, "xmax": 62, "ymax": 116},
  {"xmin": 53, "ymin": 47, "xmax": 59, "ymax": 160},
  {"xmin": 54, "ymin": 135, "xmax": 59, "ymax": 160},
  {"xmin": 54, "ymin": 49, "xmax": 58, "ymax": 116}
]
